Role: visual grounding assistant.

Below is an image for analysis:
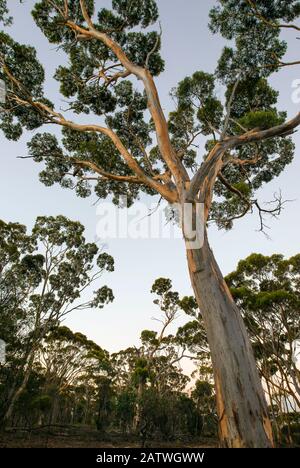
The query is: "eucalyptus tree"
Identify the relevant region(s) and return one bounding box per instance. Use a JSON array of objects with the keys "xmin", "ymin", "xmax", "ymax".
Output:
[
  {"xmin": 37, "ymin": 326, "xmax": 110, "ymax": 425},
  {"xmin": 0, "ymin": 215, "xmax": 114, "ymax": 425},
  {"xmin": 112, "ymin": 277, "xmax": 191, "ymax": 432},
  {"xmin": 0, "ymin": 220, "xmax": 33, "ymax": 347},
  {"xmin": 1, "ymin": 0, "xmax": 300, "ymax": 446},
  {"xmin": 226, "ymin": 253, "xmax": 300, "ymax": 416},
  {"xmin": 192, "ymin": 379, "xmax": 216, "ymax": 437}
]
